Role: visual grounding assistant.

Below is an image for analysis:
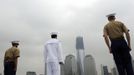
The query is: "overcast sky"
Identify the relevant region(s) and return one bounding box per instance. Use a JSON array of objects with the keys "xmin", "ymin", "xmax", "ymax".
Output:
[{"xmin": 0, "ymin": 0, "xmax": 134, "ymax": 75}]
